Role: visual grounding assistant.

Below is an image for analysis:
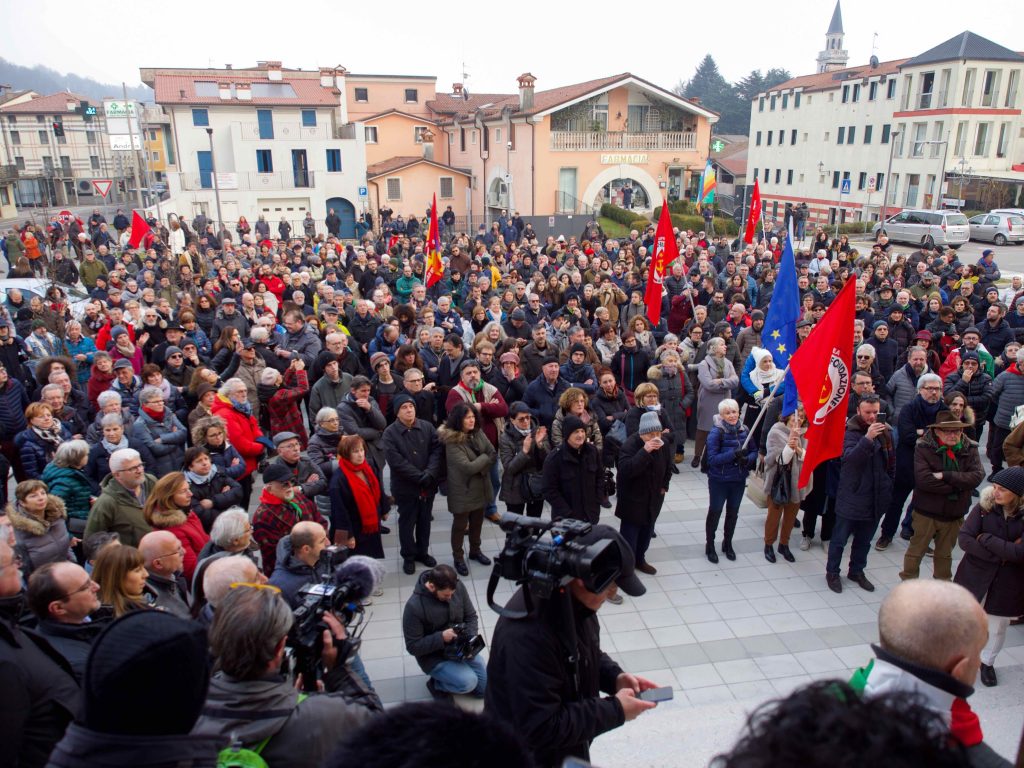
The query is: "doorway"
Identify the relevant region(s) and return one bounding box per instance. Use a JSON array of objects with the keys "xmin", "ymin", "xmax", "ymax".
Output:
[
  {"xmin": 292, "ymin": 150, "xmax": 310, "ymax": 188},
  {"xmin": 325, "ymin": 197, "xmax": 356, "ymax": 239}
]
